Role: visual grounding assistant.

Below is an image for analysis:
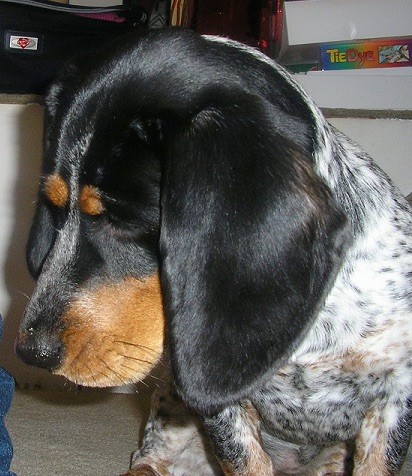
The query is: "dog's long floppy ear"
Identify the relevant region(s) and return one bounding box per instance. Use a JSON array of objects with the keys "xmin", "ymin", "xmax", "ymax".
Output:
[
  {"xmin": 26, "ymin": 66, "xmax": 79, "ymax": 280},
  {"xmin": 26, "ymin": 128, "xmax": 60, "ymax": 279},
  {"xmin": 26, "ymin": 197, "xmax": 59, "ymax": 279},
  {"xmin": 159, "ymin": 89, "xmax": 350, "ymax": 415}
]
